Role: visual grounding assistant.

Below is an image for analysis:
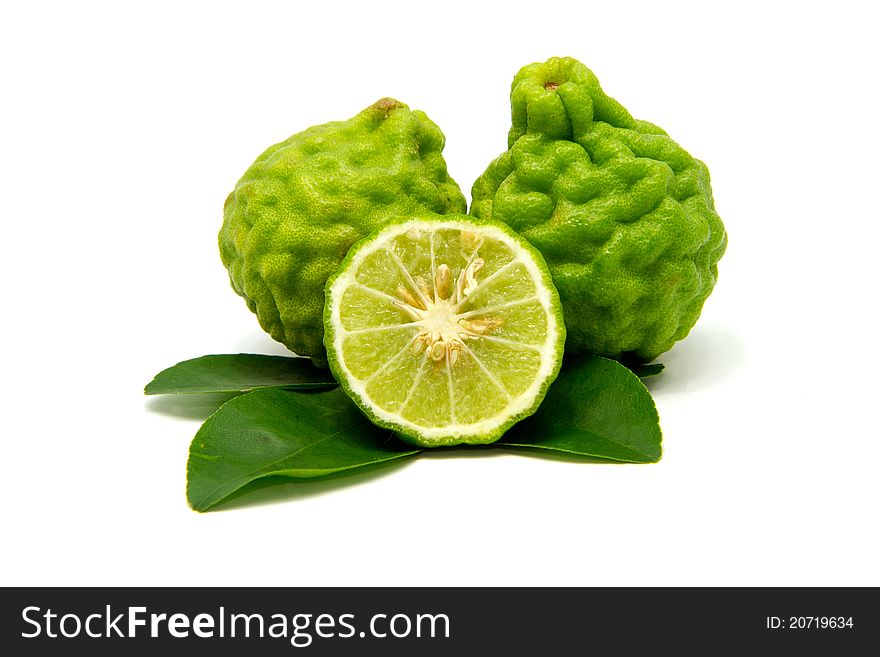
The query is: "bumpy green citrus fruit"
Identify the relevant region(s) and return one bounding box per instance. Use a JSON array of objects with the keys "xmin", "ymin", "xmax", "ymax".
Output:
[
  {"xmin": 324, "ymin": 215, "xmax": 565, "ymax": 447},
  {"xmin": 220, "ymin": 98, "xmax": 466, "ymax": 366},
  {"xmin": 471, "ymin": 57, "xmax": 727, "ymax": 361}
]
